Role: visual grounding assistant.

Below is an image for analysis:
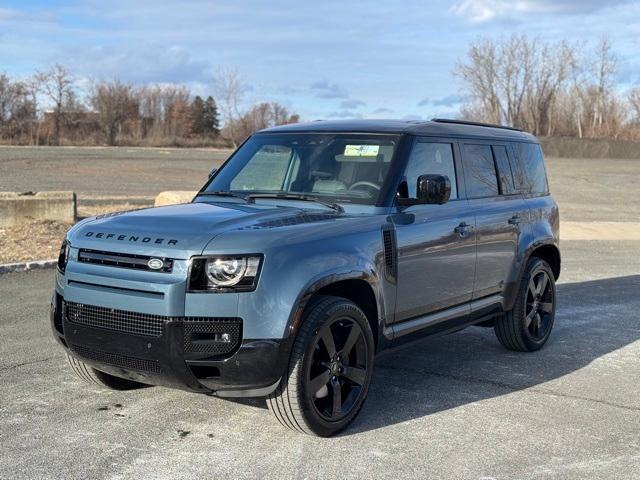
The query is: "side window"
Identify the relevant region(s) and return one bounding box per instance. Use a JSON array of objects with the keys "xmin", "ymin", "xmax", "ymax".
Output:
[
  {"xmin": 462, "ymin": 144, "xmax": 499, "ymax": 198},
  {"xmin": 230, "ymin": 145, "xmax": 293, "ymax": 191},
  {"xmin": 492, "ymin": 145, "xmax": 516, "ymax": 195},
  {"xmin": 404, "ymin": 142, "xmax": 457, "ymax": 200},
  {"xmin": 513, "ymin": 143, "xmax": 549, "ymax": 194}
]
